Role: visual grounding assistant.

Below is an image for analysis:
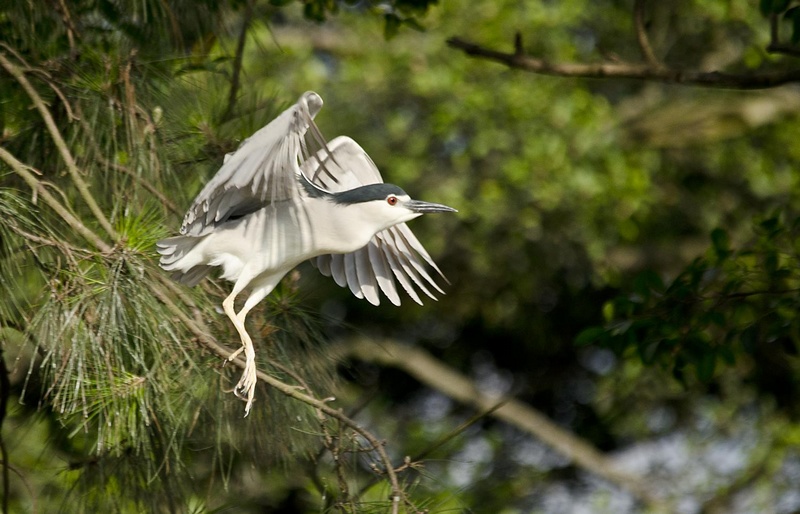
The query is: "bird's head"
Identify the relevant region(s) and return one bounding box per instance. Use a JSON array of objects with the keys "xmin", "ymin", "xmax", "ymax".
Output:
[{"xmin": 332, "ymin": 183, "xmax": 457, "ymax": 232}]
